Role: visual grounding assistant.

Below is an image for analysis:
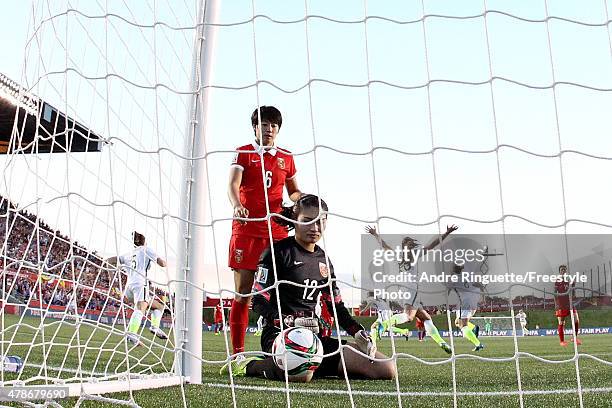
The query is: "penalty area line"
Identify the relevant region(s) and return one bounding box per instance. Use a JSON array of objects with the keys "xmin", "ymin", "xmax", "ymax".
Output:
[{"xmin": 203, "ymin": 383, "xmax": 612, "ymax": 397}]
